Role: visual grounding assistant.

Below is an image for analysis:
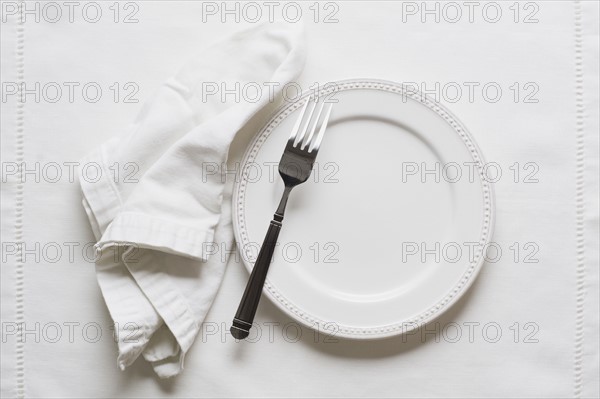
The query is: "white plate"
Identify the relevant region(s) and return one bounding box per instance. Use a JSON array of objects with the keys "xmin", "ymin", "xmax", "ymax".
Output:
[{"xmin": 233, "ymin": 79, "xmax": 494, "ymax": 339}]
